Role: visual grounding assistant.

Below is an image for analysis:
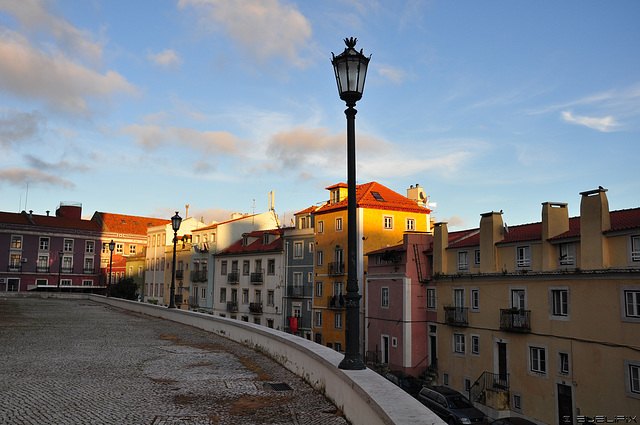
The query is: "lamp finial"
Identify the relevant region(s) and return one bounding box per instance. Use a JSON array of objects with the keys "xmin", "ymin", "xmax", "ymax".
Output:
[{"xmin": 344, "ymin": 37, "xmax": 357, "ymax": 48}]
